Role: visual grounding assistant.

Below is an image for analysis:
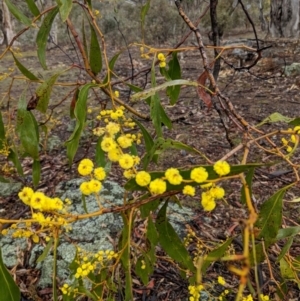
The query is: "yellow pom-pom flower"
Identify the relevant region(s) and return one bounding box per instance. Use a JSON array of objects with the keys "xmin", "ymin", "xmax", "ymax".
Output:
[
  {"xmin": 119, "ymin": 154, "xmax": 134, "ymax": 169},
  {"xmin": 201, "ymin": 191, "xmax": 216, "ymax": 211},
  {"xmin": 94, "ymin": 167, "xmax": 106, "ymax": 181},
  {"xmin": 30, "ymin": 191, "xmax": 46, "ymax": 210},
  {"xmin": 88, "ymin": 179, "xmax": 102, "ymax": 193},
  {"xmin": 80, "ymin": 181, "xmax": 92, "ymax": 195},
  {"xmin": 213, "ymin": 161, "xmax": 230, "ymax": 176},
  {"xmin": 217, "ymin": 276, "xmax": 226, "ymax": 286},
  {"xmin": 108, "ymin": 148, "xmax": 122, "ymax": 162},
  {"xmin": 165, "ymin": 168, "xmax": 183, "ymax": 185},
  {"xmin": 18, "ymin": 187, "xmax": 34, "ymax": 205},
  {"xmin": 101, "ymin": 137, "xmax": 117, "ymax": 152},
  {"xmin": 182, "ymin": 185, "xmax": 195, "ymax": 196},
  {"xmin": 78, "ymin": 159, "xmax": 94, "ymax": 176},
  {"xmin": 123, "ymin": 169, "xmax": 135, "ymax": 179},
  {"xmin": 157, "ymin": 53, "xmax": 166, "ymax": 61},
  {"xmin": 149, "ymin": 178, "xmax": 167, "ymax": 195},
  {"xmin": 105, "ymin": 122, "xmax": 120, "ymax": 136},
  {"xmin": 190, "ymin": 167, "xmax": 208, "ymax": 183},
  {"xmin": 159, "ymin": 61, "xmax": 166, "ymax": 68},
  {"xmin": 117, "ymin": 135, "xmax": 132, "ymax": 148},
  {"xmin": 209, "ymin": 186, "xmax": 225, "ymax": 199},
  {"xmin": 136, "ymin": 171, "xmax": 151, "ymax": 186}
]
